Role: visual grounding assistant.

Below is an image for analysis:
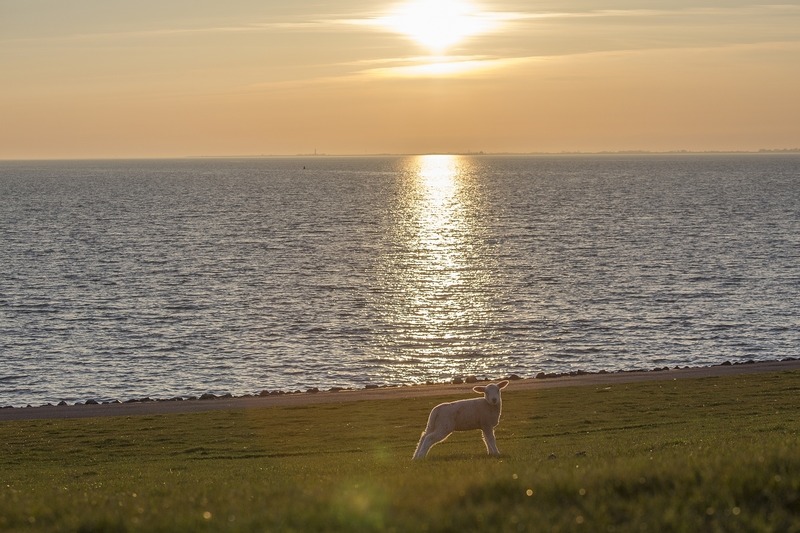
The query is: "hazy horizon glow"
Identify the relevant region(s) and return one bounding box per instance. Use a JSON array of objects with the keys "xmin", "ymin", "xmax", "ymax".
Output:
[{"xmin": 1, "ymin": 1, "xmax": 799, "ymax": 159}]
